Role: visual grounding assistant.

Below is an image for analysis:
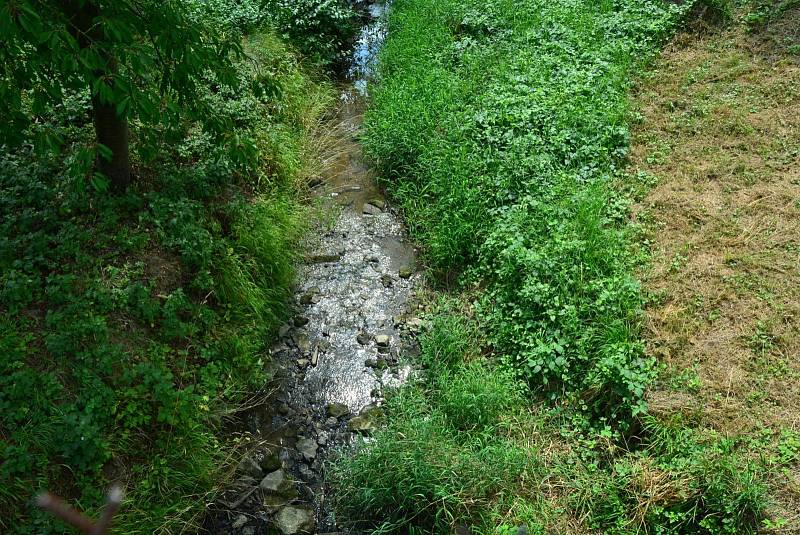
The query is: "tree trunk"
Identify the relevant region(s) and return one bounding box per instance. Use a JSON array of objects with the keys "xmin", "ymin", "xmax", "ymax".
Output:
[
  {"xmin": 61, "ymin": 0, "xmax": 132, "ymax": 191},
  {"xmin": 92, "ymin": 94, "xmax": 131, "ymax": 191}
]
